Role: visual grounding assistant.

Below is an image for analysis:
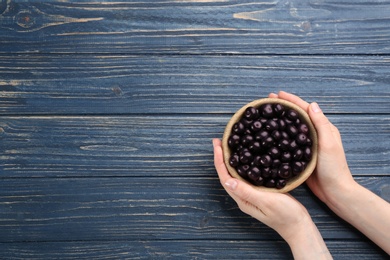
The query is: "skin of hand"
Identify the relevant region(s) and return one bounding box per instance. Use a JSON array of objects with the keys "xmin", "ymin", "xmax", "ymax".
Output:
[
  {"xmin": 213, "ymin": 138, "xmax": 332, "ymax": 259},
  {"xmin": 267, "ymin": 91, "xmax": 355, "ymax": 205},
  {"xmin": 214, "ymin": 90, "xmax": 390, "ymax": 256},
  {"xmin": 270, "ymin": 91, "xmax": 390, "ymax": 254}
]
